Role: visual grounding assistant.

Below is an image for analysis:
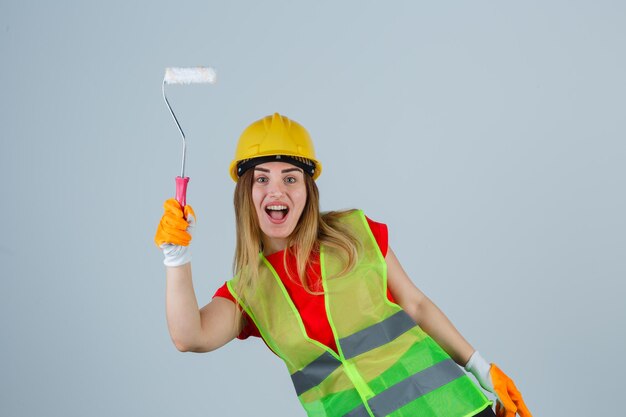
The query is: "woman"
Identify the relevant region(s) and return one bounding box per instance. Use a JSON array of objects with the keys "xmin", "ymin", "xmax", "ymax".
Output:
[{"xmin": 155, "ymin": 113, "xmax": 532, "ymax": 417}]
